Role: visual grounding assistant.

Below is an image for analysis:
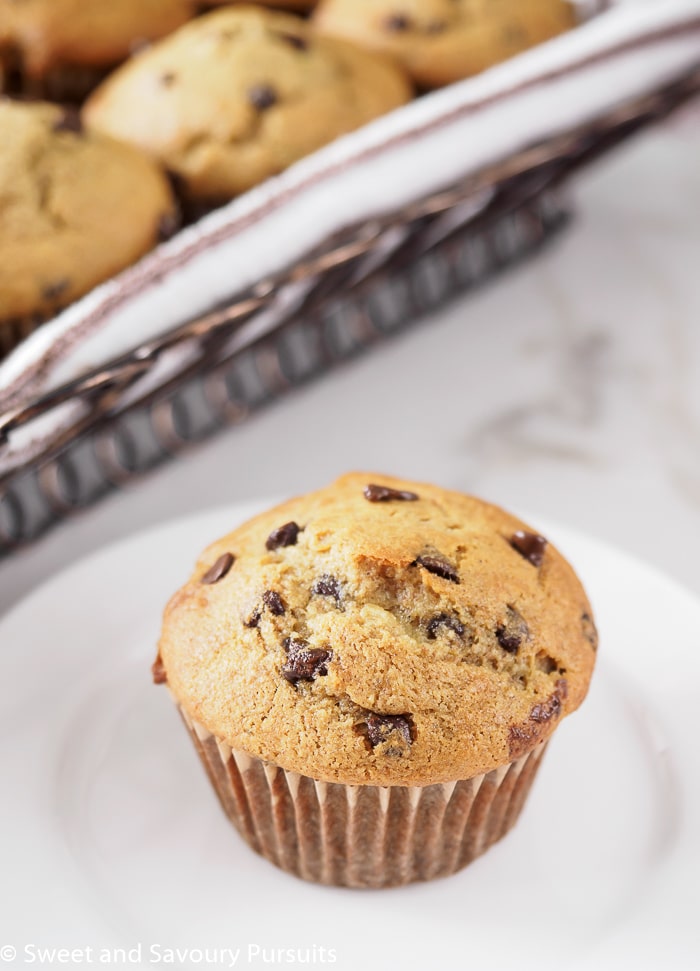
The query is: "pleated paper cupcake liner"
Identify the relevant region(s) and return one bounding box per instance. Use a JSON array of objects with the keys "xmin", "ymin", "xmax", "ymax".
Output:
[{"xmin": 179, "ymin": 704, "xmax": 548, "ymax": 889}]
